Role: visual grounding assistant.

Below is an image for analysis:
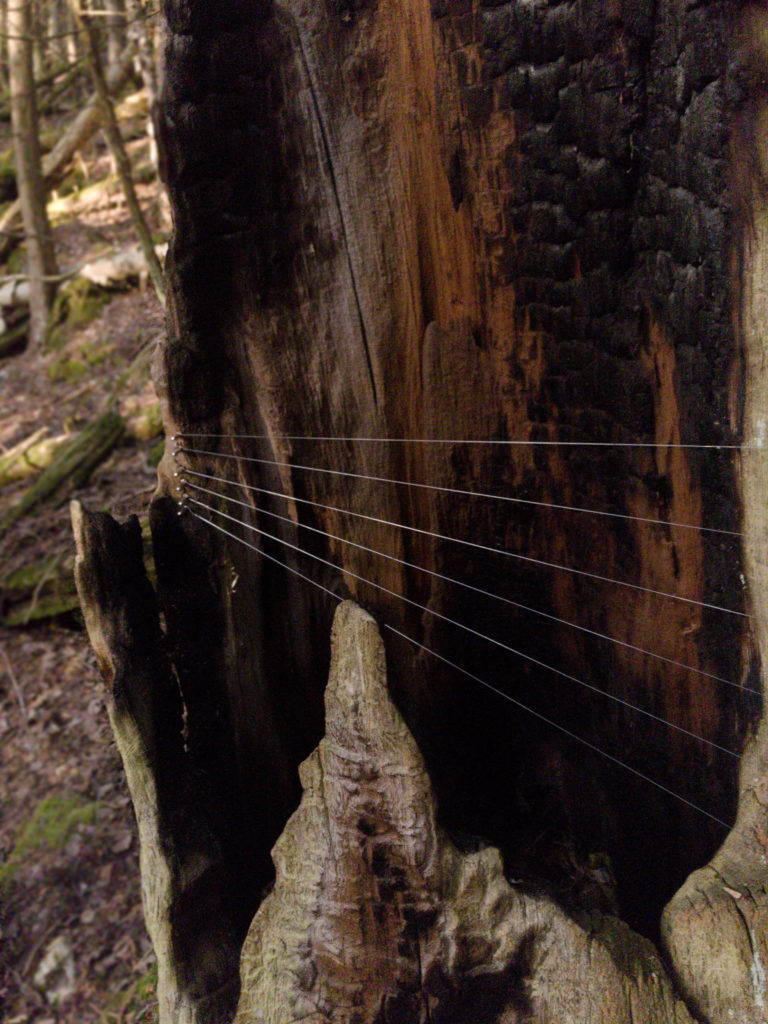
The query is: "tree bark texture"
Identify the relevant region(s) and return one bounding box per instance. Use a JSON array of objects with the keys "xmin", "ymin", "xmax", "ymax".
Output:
[
  {"xmin": 7, "ymin": 0, "xmax": 57, "ymax": 345},
  {"xmin": 75, "ymin": 1, "xmax": 768, "ymax": 1022}
]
